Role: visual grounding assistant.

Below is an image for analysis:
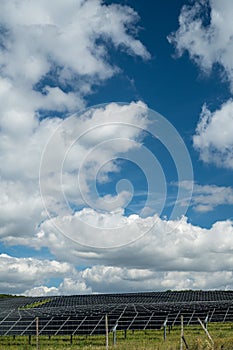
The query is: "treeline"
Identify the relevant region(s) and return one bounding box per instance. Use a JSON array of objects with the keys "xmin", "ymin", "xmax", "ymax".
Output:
[{"xmin": 0, "ymin": 294, "xmax": 21, "ymax": 298}]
